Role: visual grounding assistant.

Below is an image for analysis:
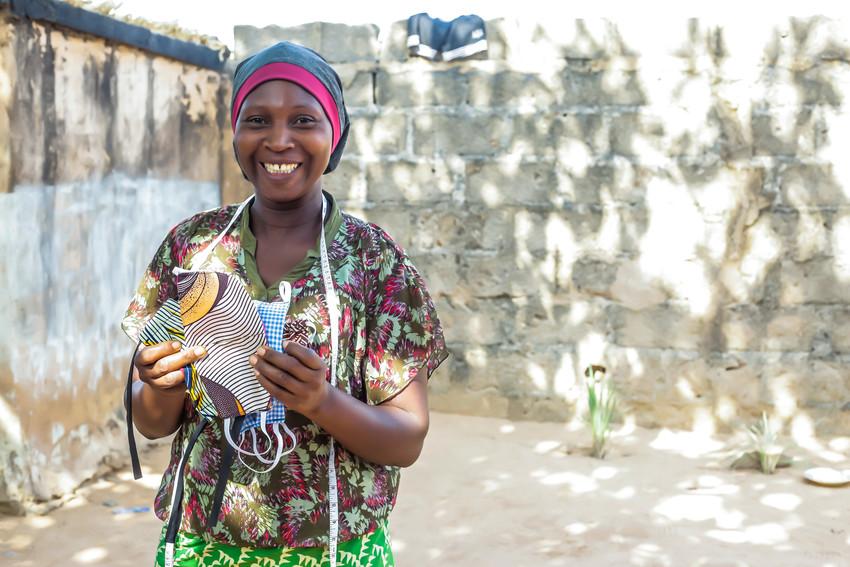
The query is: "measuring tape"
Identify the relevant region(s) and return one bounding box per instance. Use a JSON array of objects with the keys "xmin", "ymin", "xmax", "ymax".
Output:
[{"xmin": 319, "ymin": 194, "xmax": 341, "ymax": 567}]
